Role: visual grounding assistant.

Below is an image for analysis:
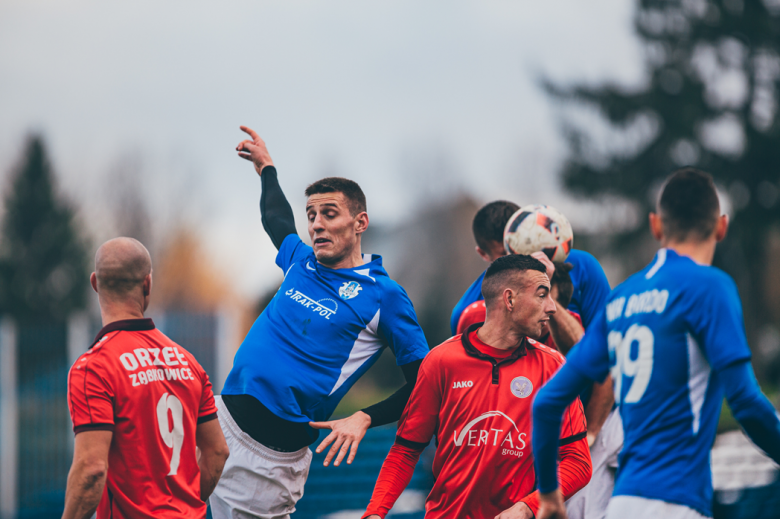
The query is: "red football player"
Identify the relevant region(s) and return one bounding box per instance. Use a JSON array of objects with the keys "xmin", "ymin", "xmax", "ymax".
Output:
[
  {"xmin": 363, "ymin": 254, "xmax": 592, "ymax": 519},
  {"xmin": 63, "ymin": 238, "xmax": 229, "ymax": 519}
]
